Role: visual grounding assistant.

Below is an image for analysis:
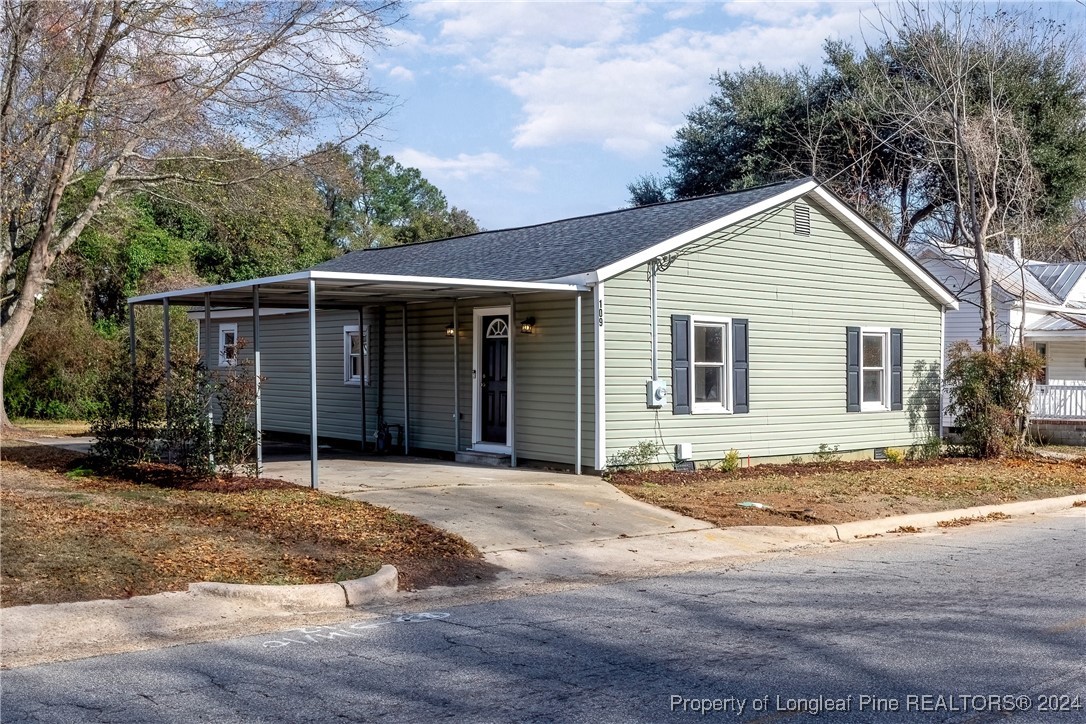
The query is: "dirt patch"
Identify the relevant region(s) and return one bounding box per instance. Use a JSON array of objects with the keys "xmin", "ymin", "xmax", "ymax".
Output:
[
  {"xmin": 1, "ymin": 441, "xmax": 499, "ymax": 607},
  {"xmin": 3, "ymin": 419, "xmax": 90, "ymax": 439},
  {"xmin": 609, "ymin": 456, "xmax": 1086, "ymax": 528}
]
